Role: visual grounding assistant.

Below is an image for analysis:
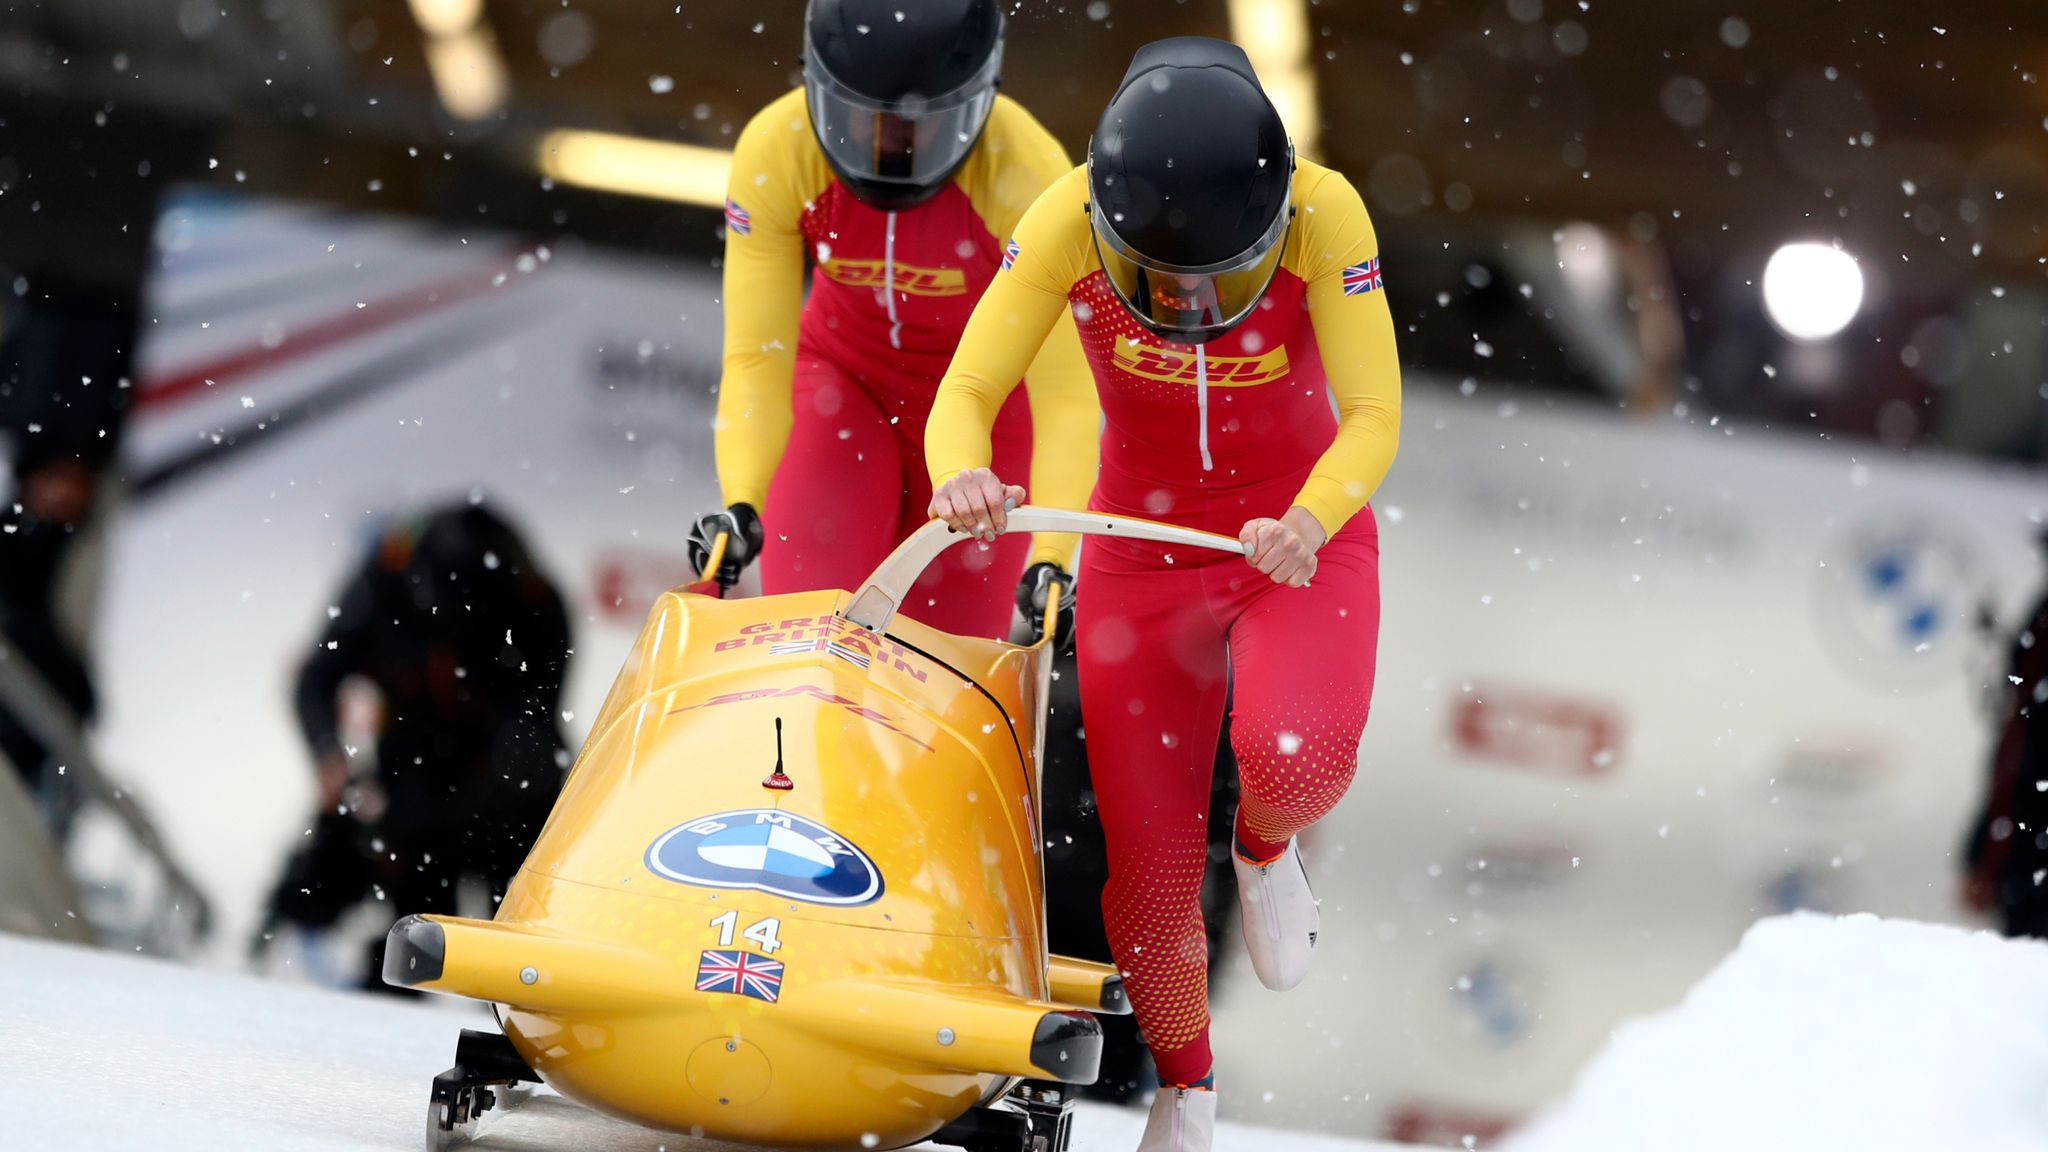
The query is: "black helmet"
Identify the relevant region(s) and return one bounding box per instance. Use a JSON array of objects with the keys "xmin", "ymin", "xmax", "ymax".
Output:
[
  {"xmin": 803, "ymin": 0, "xmax": 1005, "ymax": 210},
  {"xmin": 1088, "ymin": 37, "xmax": 1293, "ymax": 345}
]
